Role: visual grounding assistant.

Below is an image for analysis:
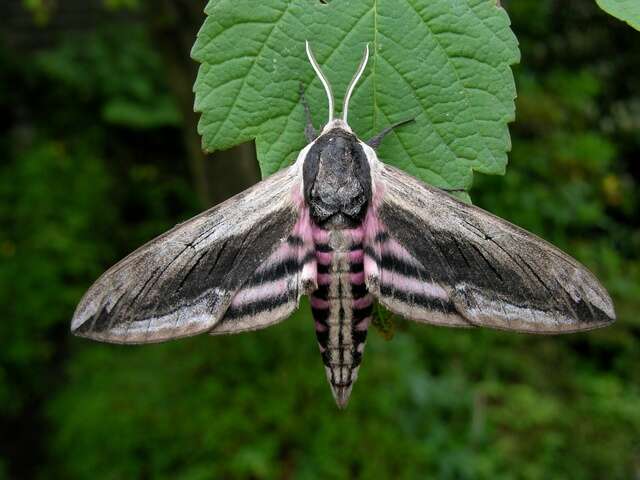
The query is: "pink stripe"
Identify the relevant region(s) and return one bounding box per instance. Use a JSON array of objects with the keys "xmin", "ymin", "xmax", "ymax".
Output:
[
  {"xmin": 272, "ymin": 244, "xmax": 296, "ymax": 261},
  {"xmin": 231, "ymin": 278, "xmax": 288, "ymax": 307},
  {"xmin": 317, "ymin": 273, "xmax": 332, "ymax": 285},
  {"xmin": 311, "ymin": 296, "xmax": 330, "ymax": 309},
  {"xmin": 346, "ymin": 228, "xmax": 364, "ymax": 244},
  {"xmin": 348, "ymin": 250, "xmax": 364, "ymax": 263},
  {"xmin": 381, "ymin": 269, "xmax": 449, "ymax": 299},
  {"xmin": 363, "ymin": 205, "xmax": 383, "ymax": 239},
  {"xmin": 364, "ymin": 254, "xmax": 379, "ymax": 279},
  {"xmin": 316, "ymin": 251, "xmax": 332, "ymax": 265},
  {"xmin": 257, "ymin": 244, "xmax": 297, "ymax": 273},
  {"xmin": 312, "ymin": 225, "xmax": 329, "ymax": 243},
  {"xmin": 293, "ymin": 207, "xmax": 313, "ymax": 239},
  {"xmin": 353, "ymin": 296, "xmax": 372, "ymax": 309},
  {"xmin": 301, "ymin": 260, "xmax": 317, "ymax": 287},
  {"xmin": 385, "ymin": 239, "xmax": 421, "ymax": 266},
  {"xmin": 350, "ymin": 272, "xmax": 365, "ymax": 284}
]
